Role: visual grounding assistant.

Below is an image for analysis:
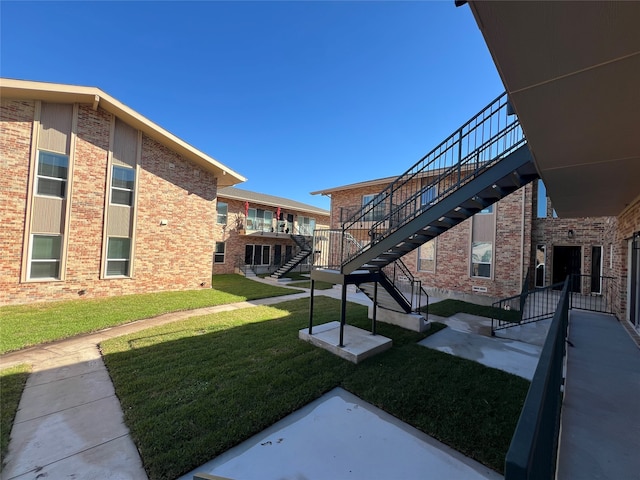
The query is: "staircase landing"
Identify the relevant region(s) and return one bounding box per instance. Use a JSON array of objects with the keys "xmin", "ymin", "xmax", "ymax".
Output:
[{"xmin": 299, "ymin": 321, "xmax": 392, "ymax": 364}]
